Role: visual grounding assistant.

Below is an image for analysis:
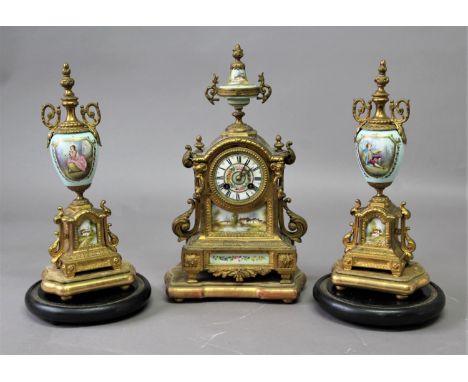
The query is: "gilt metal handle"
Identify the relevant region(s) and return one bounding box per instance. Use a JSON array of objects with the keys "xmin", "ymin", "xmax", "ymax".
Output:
[
  {"xmin": 257, "ymin": 72, "xmax": 272, "ymax": 104},
  {"xmin": 205, "ymin": 73, "xmax": 219, "ymax": 105}
]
